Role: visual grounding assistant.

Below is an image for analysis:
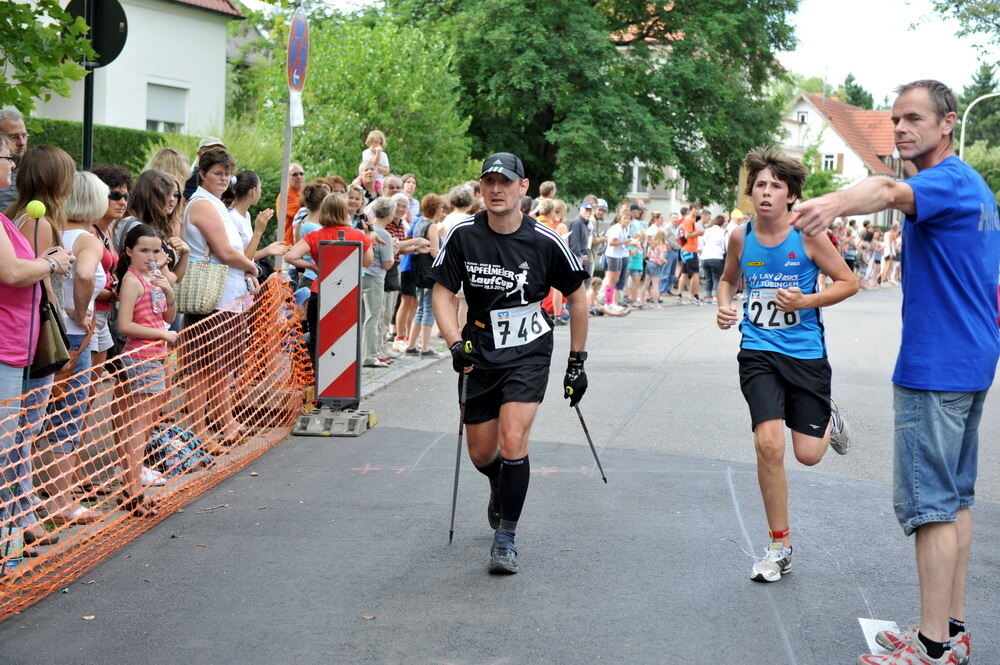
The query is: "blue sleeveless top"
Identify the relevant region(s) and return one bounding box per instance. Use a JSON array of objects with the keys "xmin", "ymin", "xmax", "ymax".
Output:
[{"xmin": 739, "ymin": 222, "xmax": 826, "ymax": 359}]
